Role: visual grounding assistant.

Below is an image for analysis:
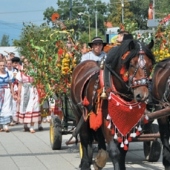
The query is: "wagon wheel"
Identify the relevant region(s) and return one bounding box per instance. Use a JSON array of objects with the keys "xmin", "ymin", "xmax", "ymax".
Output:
[
  {"xmin": 143, "ymin": 123, "xmax": 162, "ymax": 162},
  {"xmin": 50, "ymin": 115, "xmax": 62, "ymax": 150}
]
